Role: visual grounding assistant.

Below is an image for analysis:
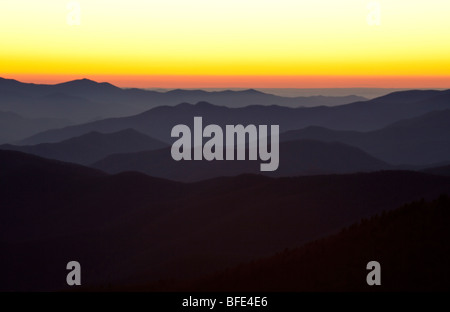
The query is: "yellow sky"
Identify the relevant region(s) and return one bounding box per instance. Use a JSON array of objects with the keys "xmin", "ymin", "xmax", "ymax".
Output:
[{"xmin": 1, "ymin": 0, "xmax": 450, "ymax": 86}]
